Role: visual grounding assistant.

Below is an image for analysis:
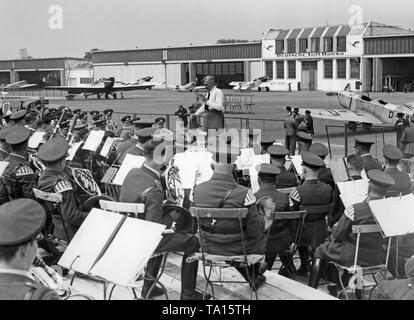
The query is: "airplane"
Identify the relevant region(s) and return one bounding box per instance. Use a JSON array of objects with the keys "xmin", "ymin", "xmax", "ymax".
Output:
[
  {"xmin": 46, "ymin": 77, "xmax": 165, "ymax": 100},
  {"xmin": 0, "ymin": 80, "xmax": 38, "ymax": 90},
  {"xmin": 229, "ymin": 76, "xmax": 269, "ymax": 91},
  {"xmin": 303, "ymin": 85, "xmax": 414, "ymax": 131},
  {"xmin": 175, "ymin": 82, "xmax": 207, "ymax": 92}
]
